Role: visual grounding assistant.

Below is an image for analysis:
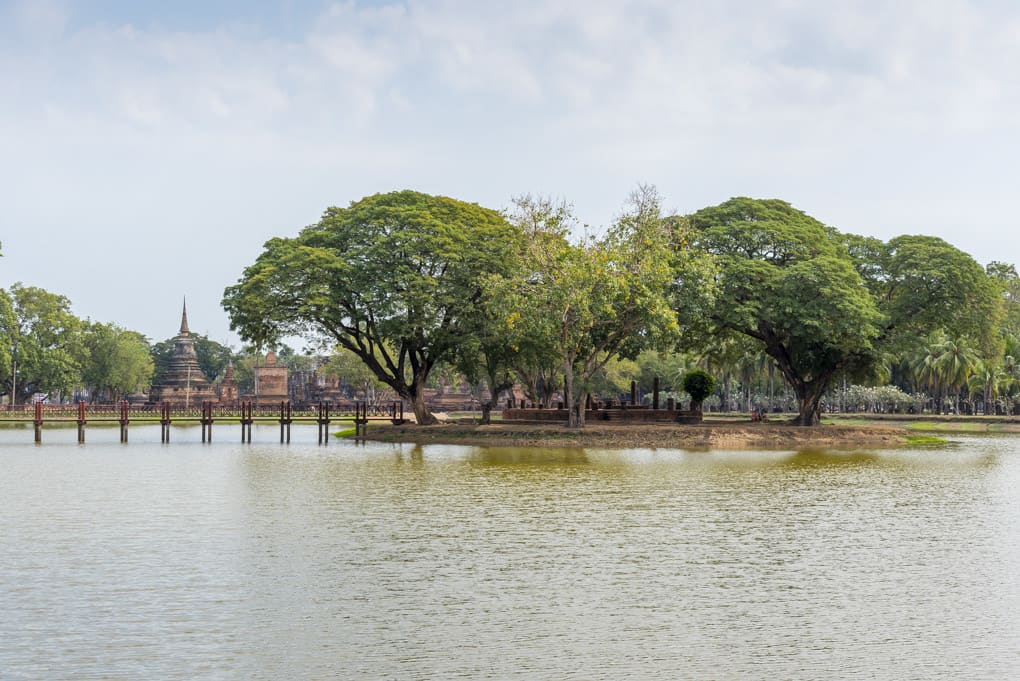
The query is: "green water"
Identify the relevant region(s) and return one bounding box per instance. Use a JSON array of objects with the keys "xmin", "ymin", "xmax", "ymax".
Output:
[{"xmin": 2, "ymin": 426, "xmax": 1020, "ymax": 679}]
